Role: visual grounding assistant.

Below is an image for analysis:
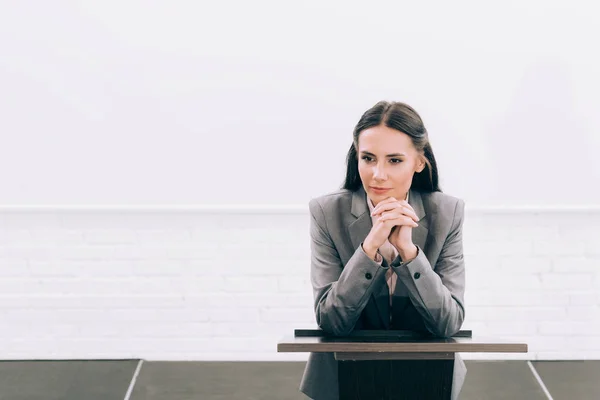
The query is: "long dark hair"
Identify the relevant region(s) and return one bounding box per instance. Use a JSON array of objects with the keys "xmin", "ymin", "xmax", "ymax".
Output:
[{"xmin": 342, "ymin": 101, "xmax": 441, "ymax": 193}]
